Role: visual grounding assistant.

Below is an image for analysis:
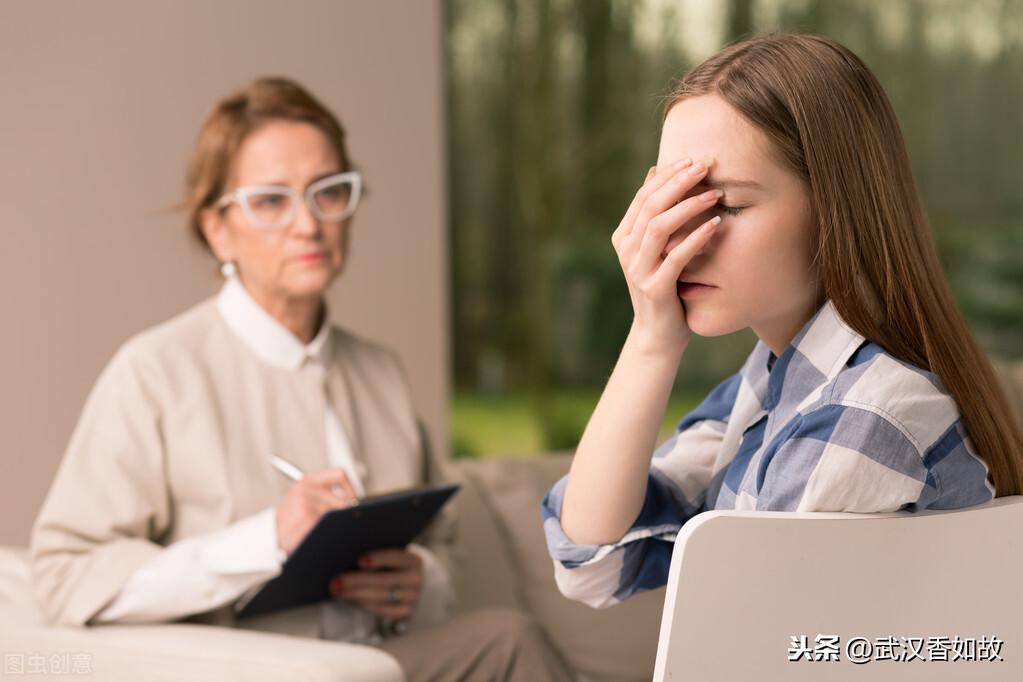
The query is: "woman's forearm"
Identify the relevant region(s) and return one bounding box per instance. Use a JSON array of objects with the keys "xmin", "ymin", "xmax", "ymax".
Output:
[
  {"xmin": 558, "ymin": 159, "xmax": 716, "ymax": 546},
  {"xmin": 93, "ymin": 508, "xmax": 283, "ymax": 624},
  {"xmin": 560, "ymin": 326, "xmax": 686, "ymax": 545}
]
